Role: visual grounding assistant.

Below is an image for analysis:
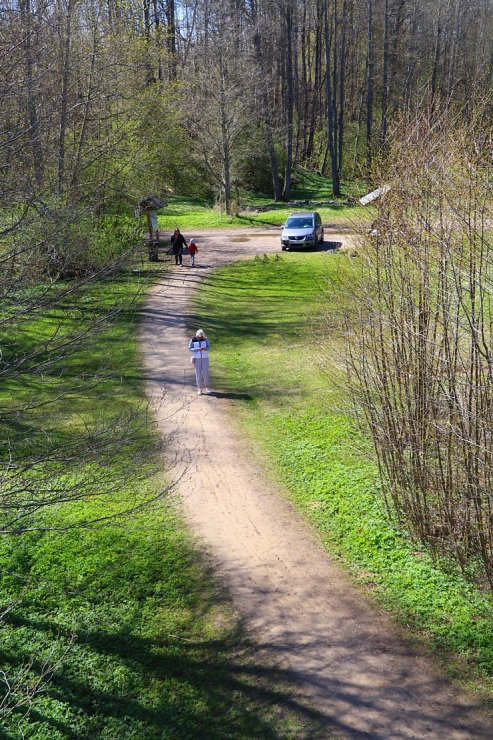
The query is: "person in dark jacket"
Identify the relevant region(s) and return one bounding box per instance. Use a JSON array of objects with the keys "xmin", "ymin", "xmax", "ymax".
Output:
[{"xmin": 171, "ymin": 228, "xmax": 187, "ymax": 265}]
